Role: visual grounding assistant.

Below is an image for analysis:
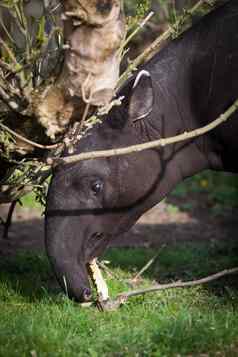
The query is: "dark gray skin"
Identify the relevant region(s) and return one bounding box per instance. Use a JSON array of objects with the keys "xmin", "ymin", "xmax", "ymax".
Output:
[{"xmin": 45, "ymin": 0, "xmax": 238, "ymax": 302}]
